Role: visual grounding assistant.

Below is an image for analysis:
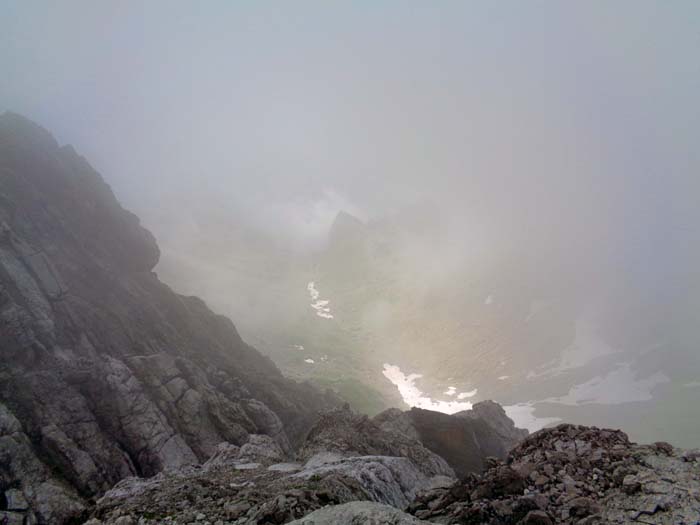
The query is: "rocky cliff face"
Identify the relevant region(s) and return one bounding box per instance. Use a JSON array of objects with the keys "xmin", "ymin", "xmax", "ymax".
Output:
[
  {"xmin": 298, "ymin": 405, "xmax": 455, "ymax": 479},
  {"xmin": 0, "ymin": 113, "xmax": 339, "ymax": 523},
  {"xmin": 376, "ymin": 402, "xmax": 528, "ymax": 478}
]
